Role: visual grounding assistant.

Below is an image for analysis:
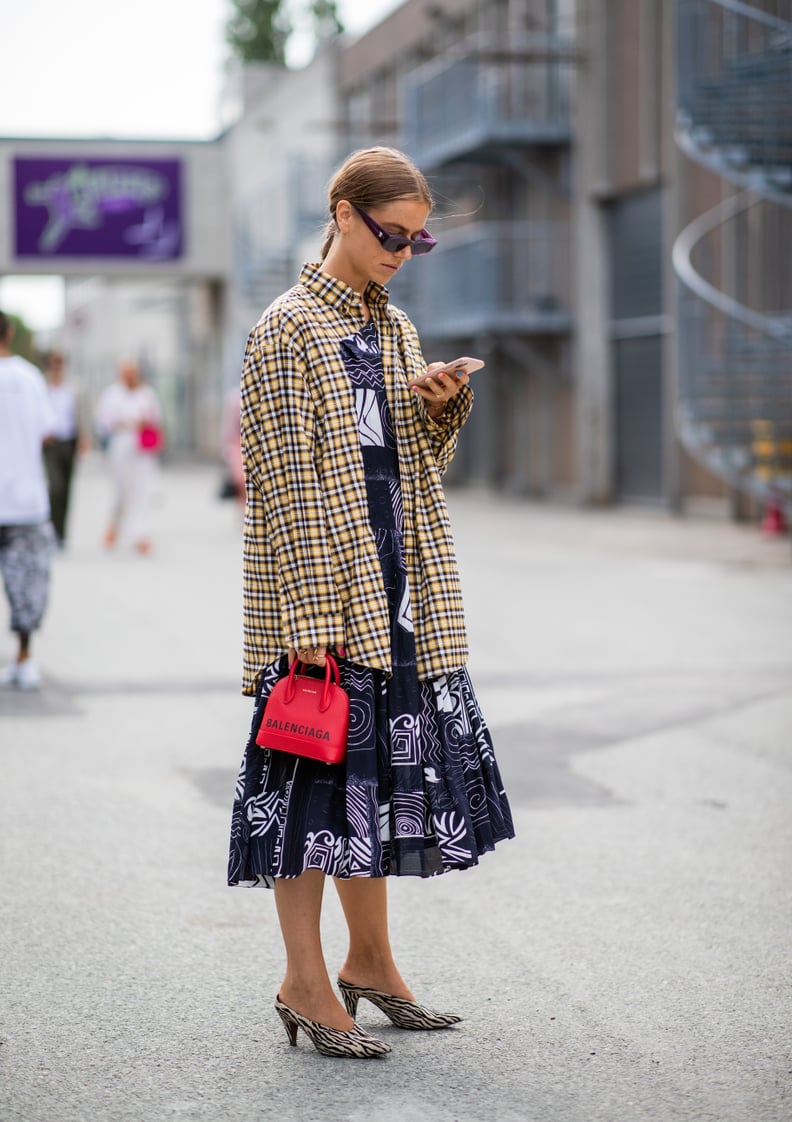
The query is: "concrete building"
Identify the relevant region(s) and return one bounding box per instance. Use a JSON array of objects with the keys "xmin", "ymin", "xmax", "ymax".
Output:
[
  {"xmin": 1, "ymin": 0, "xmax": 788, "ymax": 521},
  {"xmin": 339, "ymin": 0, "xmax": 578, "ymax": 496},
  {"xmin": 336, "ymin": 0, "xmax": 790, "ymax": 516}
]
